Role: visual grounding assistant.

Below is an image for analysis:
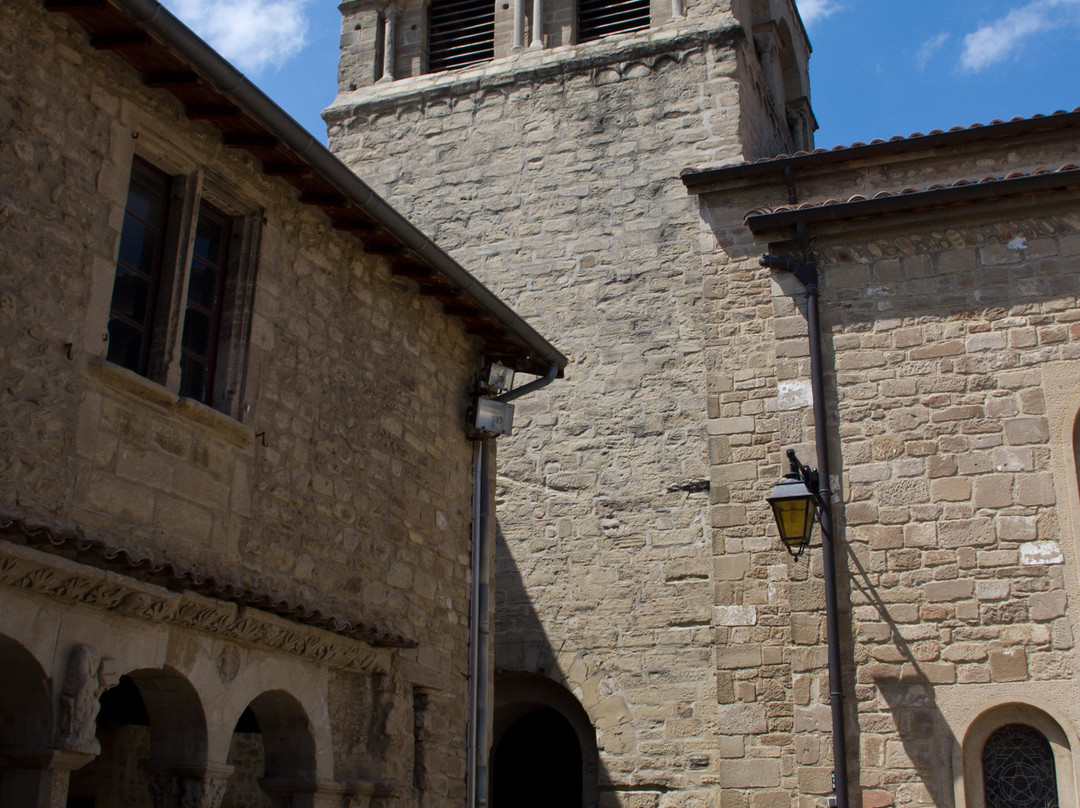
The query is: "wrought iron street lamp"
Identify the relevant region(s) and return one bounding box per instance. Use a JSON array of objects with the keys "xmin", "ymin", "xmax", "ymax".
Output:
[{"xmin": 766, "ymin": 449, "xmax": 819, "ymax": 559}]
